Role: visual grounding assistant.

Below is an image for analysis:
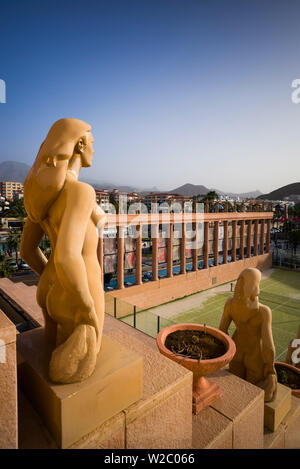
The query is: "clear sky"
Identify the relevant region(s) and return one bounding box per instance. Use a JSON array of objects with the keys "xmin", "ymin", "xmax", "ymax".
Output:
[{"xmin": 0, "ymin": 0, "xmax": 300, "ymax": 193}]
